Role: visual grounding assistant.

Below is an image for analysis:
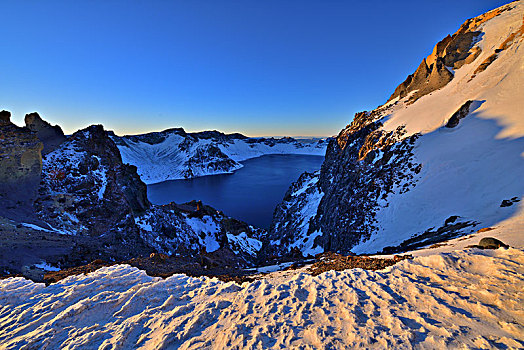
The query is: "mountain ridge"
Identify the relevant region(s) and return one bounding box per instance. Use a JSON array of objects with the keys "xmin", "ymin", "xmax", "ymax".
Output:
[
  {"xmin": 111, "ymin": 128, "xmax": 328, "ymax": 184},
  {"xmin": 264, "ymin": 0, "xmax": 524, "ymax": 257}
]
